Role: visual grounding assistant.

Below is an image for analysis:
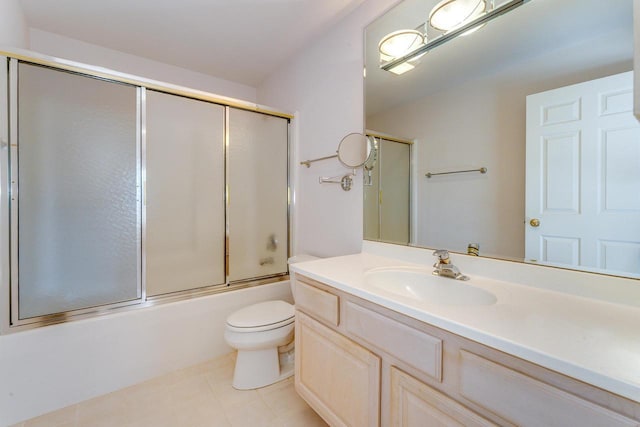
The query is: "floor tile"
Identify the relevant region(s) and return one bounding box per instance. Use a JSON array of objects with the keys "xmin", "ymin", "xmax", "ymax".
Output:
[
  {"xmin": 224, "ymin": 398, "xmax": 277, "ymax": 427},
  {"xmin": 77, "ymin": 391, "xmax": 135, "ymax": 427},
  {"xmin": 24, "ymin": 405, "xmax": 78, "ymax": 427},
  {"xmin": 273, "ymin": 406, "xmax": 328, "ymax": 427},
  {"xmin": 209, "ymin": 380, "xmax": 260, "ymax": 409},
  {"xmin": 173, "ymin": 396, "xmax": 231, "ymax": 427},
  {"xmin": 21, "ymin": 351, "xmax": 323, "ymax": 427},
  {"xmin": 259, "ymin": 379, "xmax": 309, "ymax": 417}
]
